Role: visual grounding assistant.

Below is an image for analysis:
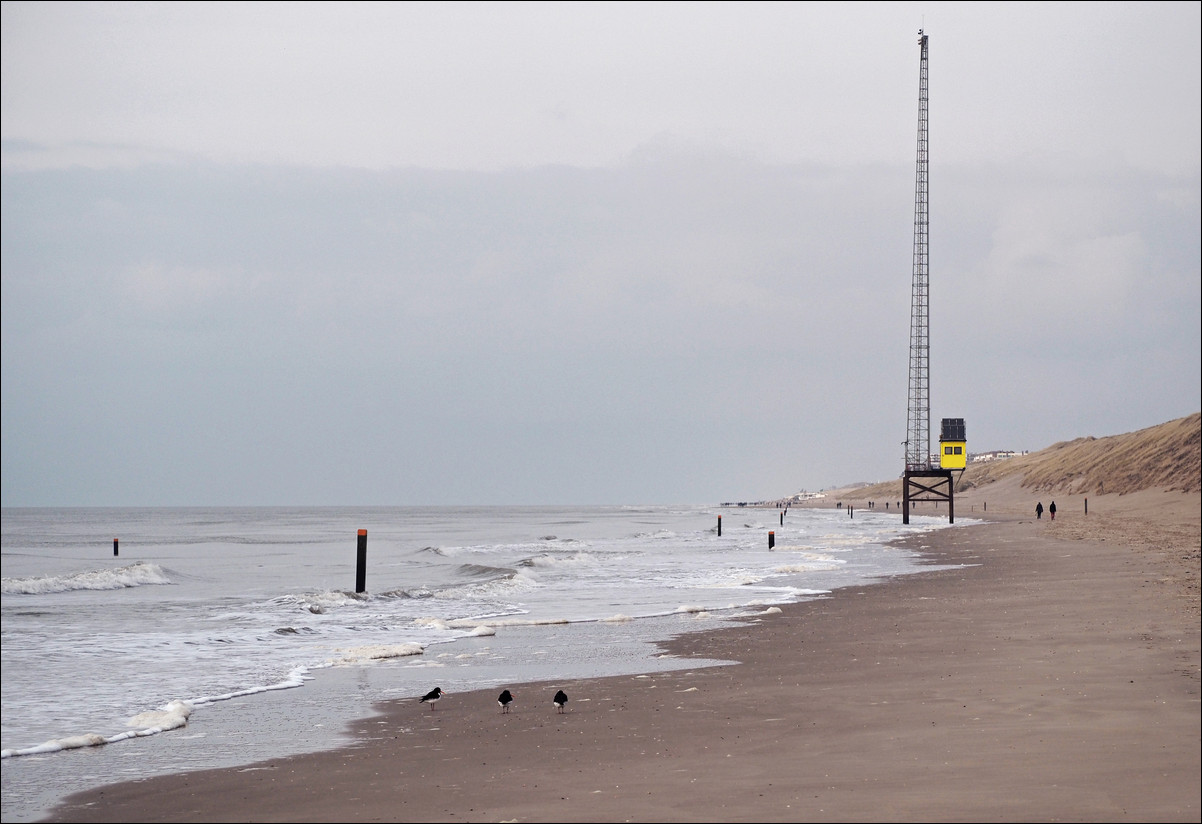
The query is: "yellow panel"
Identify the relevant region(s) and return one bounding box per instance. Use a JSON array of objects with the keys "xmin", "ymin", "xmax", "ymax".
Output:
[{"xmin": 940, "ymin": 440, "xmax": 967, "ymax": 469}]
